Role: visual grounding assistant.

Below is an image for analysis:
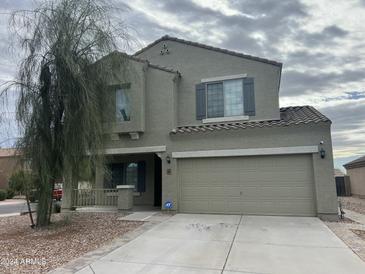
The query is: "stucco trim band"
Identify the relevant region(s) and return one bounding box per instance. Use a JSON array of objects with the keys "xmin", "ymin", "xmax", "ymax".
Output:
[
  {"xmin": 104, "ymin": 146, "xmax": 166, "ymax": 155},
  {"xmin": 202, "ymin": 115, "xmax": 249, "ymax": 124},
  {"xmin": 172, "ymin": 146, "xmax": 318, "ymax": 158},
  {"xmin": 201, "ymin": 74, "xmax": 248, "ymax": 83}
]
